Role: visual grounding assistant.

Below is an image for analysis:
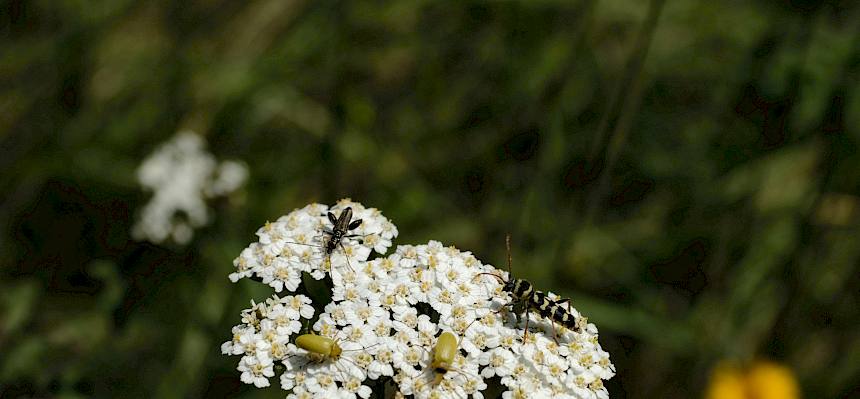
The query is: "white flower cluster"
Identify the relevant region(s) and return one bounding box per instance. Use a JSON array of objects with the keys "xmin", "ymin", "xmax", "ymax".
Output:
[
  {"xmin": 133, "ymin": 131, "xmax": 248, "ymax": 244},
  {"xmin": 221, "ymin": 294, "xmax": 315, "ymax": 387},
  {"xmin": 228, "ymin": 199, "xmax": 398, "ymax": 290},
  {"xmin": 224, "ymin": 200, "xmax": 614, "ymax": 399}
]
